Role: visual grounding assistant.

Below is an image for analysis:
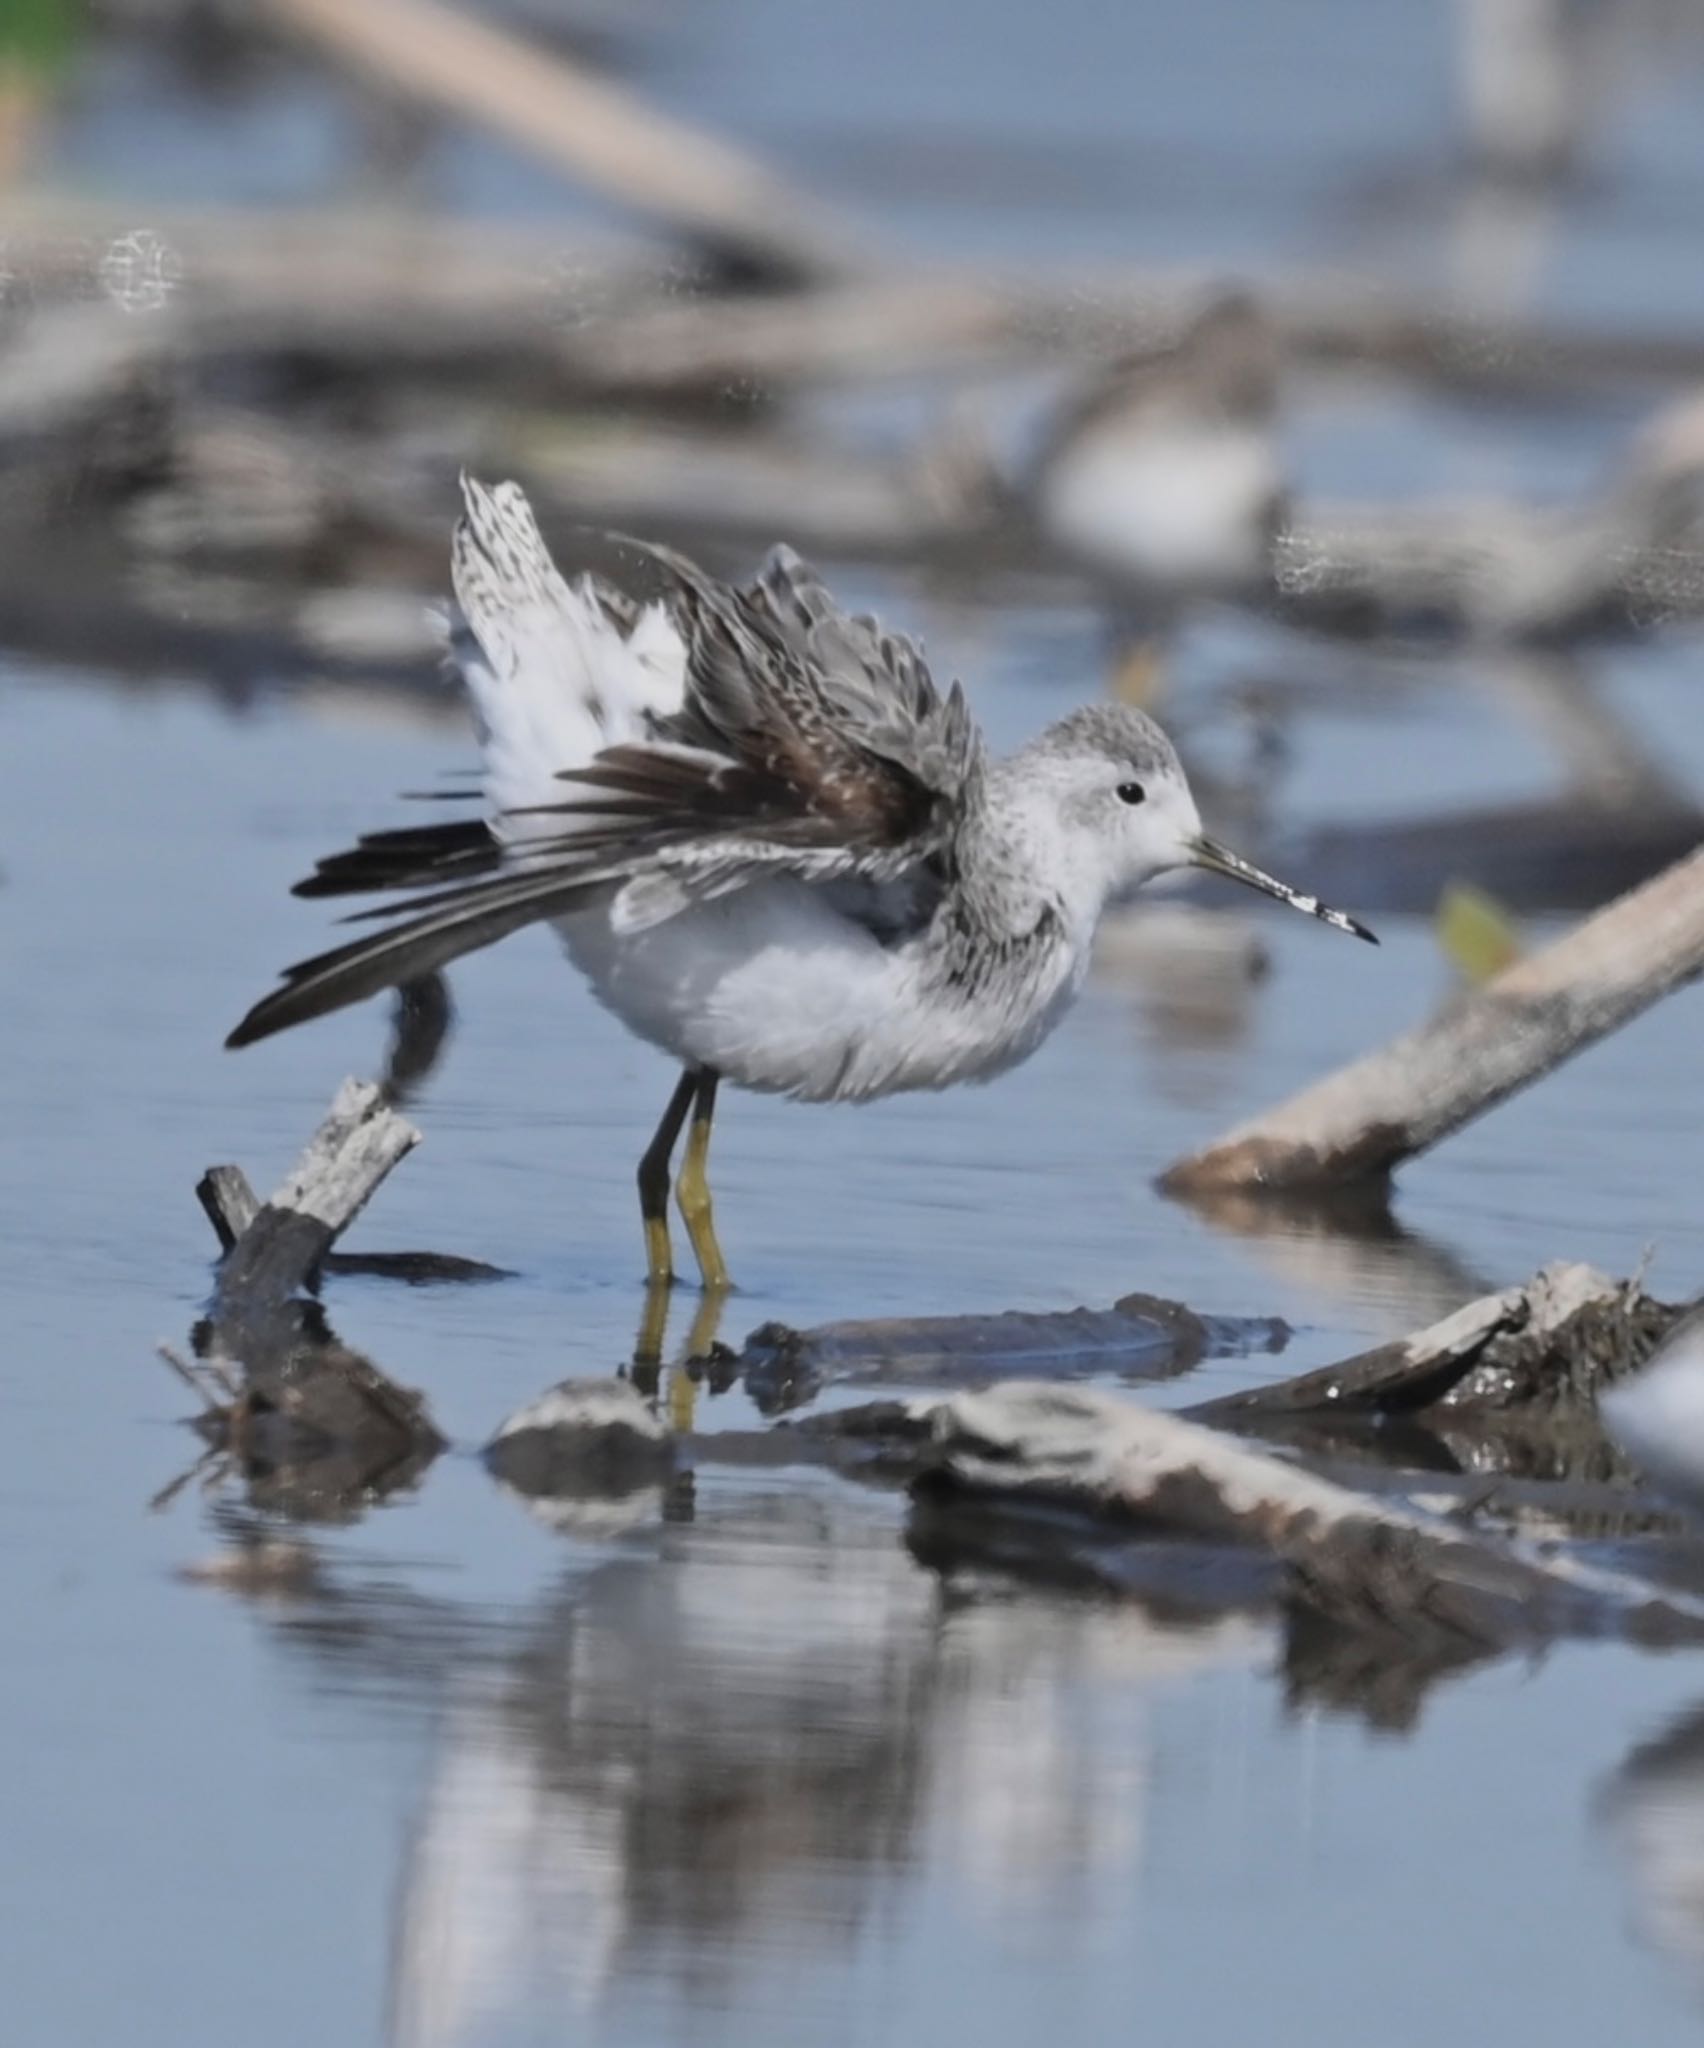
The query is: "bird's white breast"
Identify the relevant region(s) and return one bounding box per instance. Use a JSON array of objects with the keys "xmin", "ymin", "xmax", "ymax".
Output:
[{"xmin": 553, "ymin": 882, "xmax": 1087, "ymax": 1104}]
